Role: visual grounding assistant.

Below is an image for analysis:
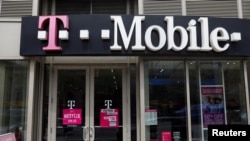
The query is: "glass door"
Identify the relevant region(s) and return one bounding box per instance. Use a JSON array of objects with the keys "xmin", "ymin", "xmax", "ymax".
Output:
[
  {"xmin": 53, "ymin": 67, "xmax": 88, "ymax": 141},
  {"xmin": 89, "ymin": 67, "xmax": 124, "ymax": 141},
  {"xmin": 48, "ymin": 66, "xmax": 128, "ymax": 141}
]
